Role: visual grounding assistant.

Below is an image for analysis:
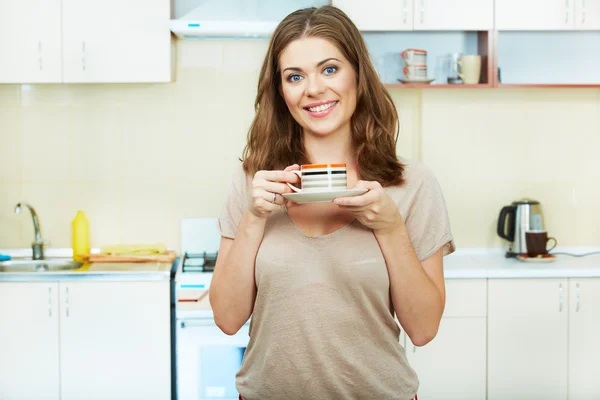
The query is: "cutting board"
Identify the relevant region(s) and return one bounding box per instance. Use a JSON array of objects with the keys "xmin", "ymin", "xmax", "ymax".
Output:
[{"xmin": 86, "ymin": 251, "xmax": 176, "ymax": 263}]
